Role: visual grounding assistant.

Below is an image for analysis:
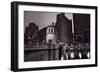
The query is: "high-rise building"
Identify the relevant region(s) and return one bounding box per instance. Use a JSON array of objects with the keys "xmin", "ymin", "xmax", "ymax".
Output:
[
  {"xmin": 73, "ymin": 14, "xmax": 90, "ymax": 43},
  {"xmin": 55, "ymin": 13, "xmax": 73, "ymax": 44}
]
